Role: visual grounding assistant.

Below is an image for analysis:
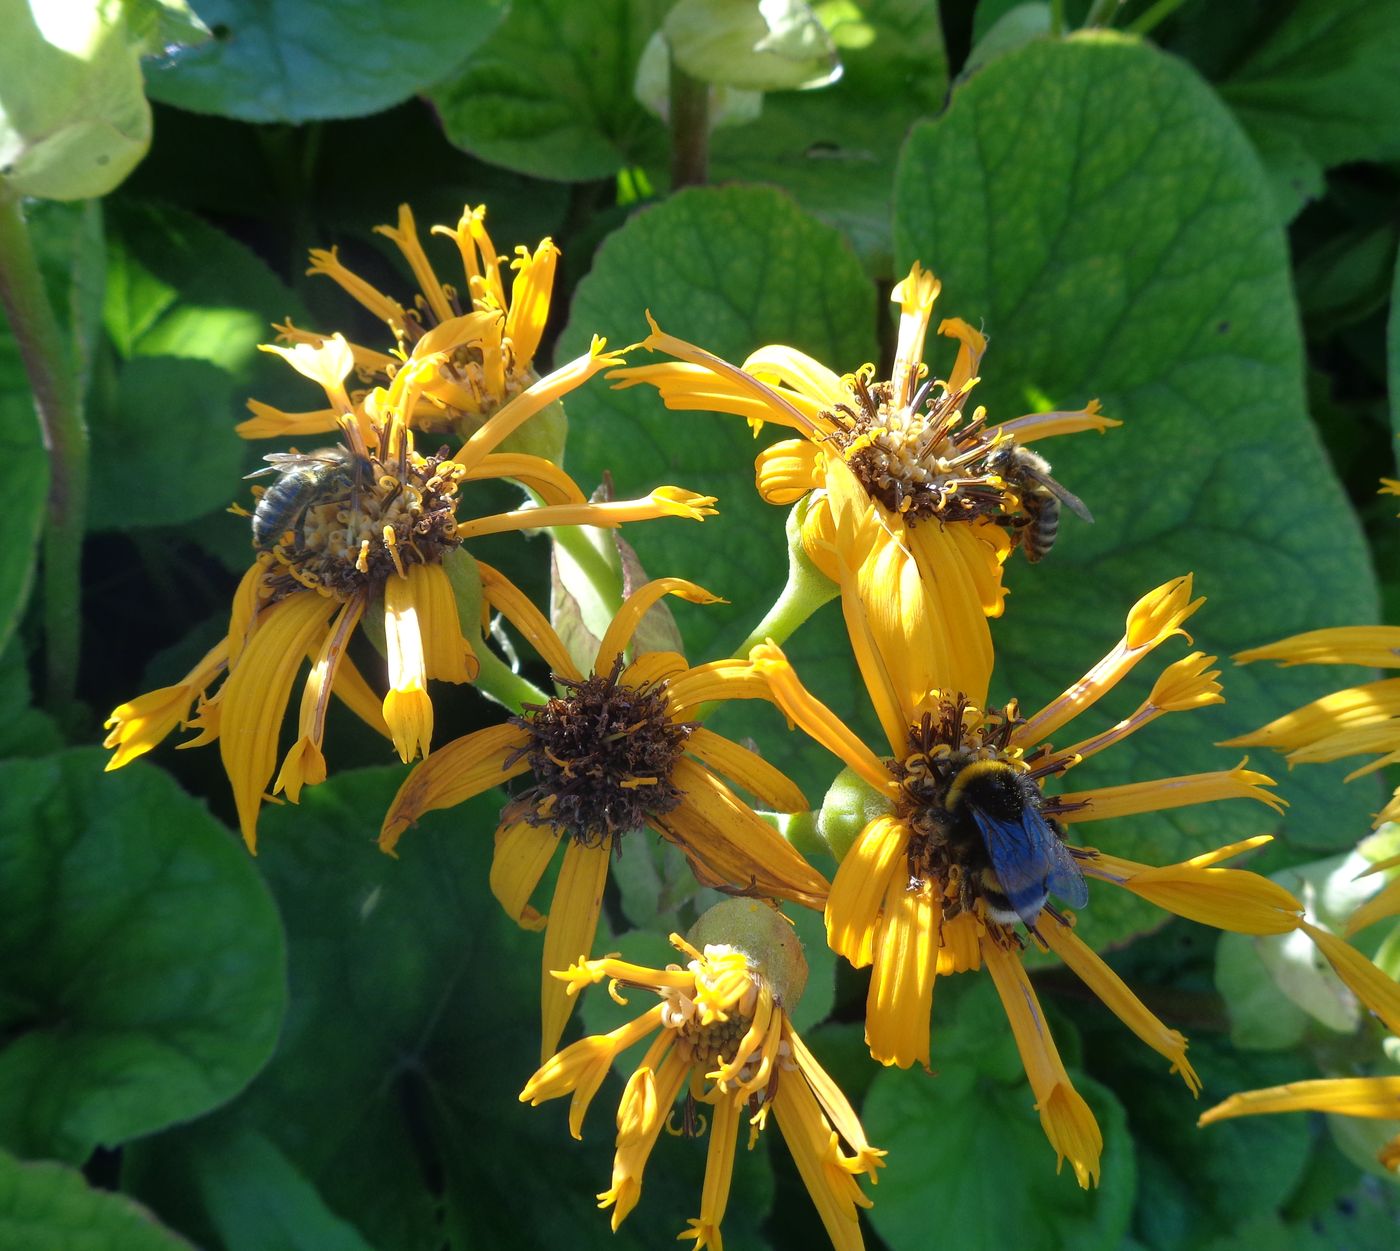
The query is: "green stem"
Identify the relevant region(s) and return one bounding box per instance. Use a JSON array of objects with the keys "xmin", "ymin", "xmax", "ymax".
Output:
[
  {"xmin": 1082, "ymin": 0, "xmax": 1124, "ymax": 27},
  {"xmin": 549, "ymin": 524, "xmax": 622, "ymax": 612},
  {"xmin": 0, "ymin": 182, "xmax": 88, "ymax": 717},
  {"xmin": 470, "ymin": 636, "xmax": 549, "ymax": 714},
  {"xmin": 731, "ymin": 561, "xmax": 837, "ymax": 659},
  {"xmin": 668, "ymin": 51, "xmax": 709, "ymax": 189},
  {"xmin": 1125, "ymin": 0, "xmax": 1190, "ymax": 35},
  {"xmin": 1049, "ymin": 0, "xmax": 1066, "ymax": 37}
]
